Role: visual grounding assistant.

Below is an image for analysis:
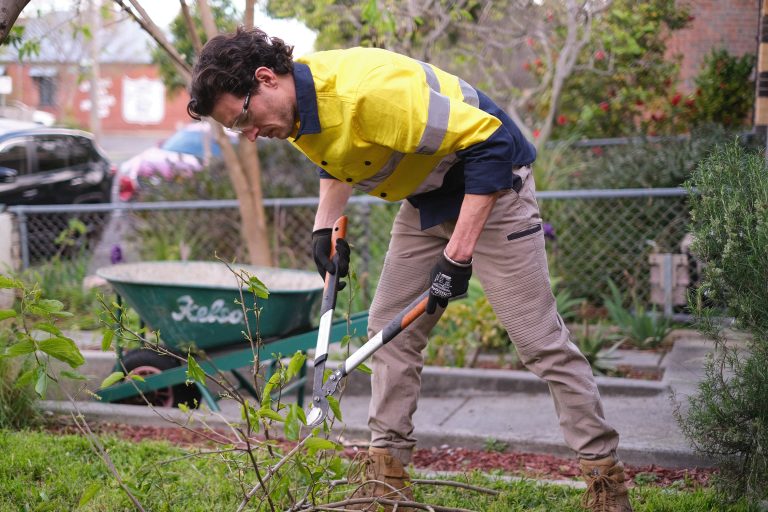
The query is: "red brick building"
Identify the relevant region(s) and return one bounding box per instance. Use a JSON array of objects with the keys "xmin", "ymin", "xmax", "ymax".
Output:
[
  {"xmin": 0, "ymin": 10, "xmax": 190, "ymax": 135},
  {"xmin": 667, "ymin": 0, "xmax": 759, "ymax": 90}
]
